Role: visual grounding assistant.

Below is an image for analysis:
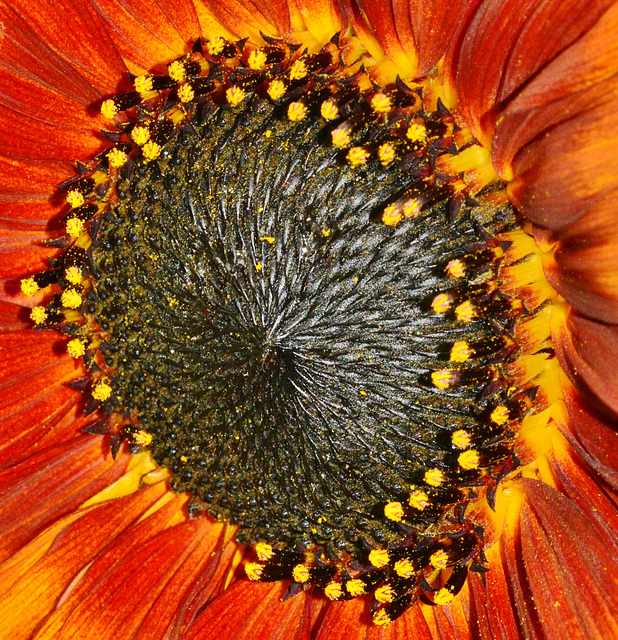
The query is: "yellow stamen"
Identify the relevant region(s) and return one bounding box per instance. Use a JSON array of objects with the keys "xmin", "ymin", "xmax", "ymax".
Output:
[
  {"xmin": 289, "ymin": 59, "xmax": 307, "ymax": 80},
  {"xmin": 178, "ymin": 83, "xmax": 195, "ymax": 103},
  {"xmin": 325, "ymin": 582, "xmax": 343, "ymax": 600},
  {"xmin": 20, "ymin": 277, "xmax": 39, "ymax": 297},
  {"xmin": 61, "ymin": 288, "xmax": 82, "ymax": 309},
  {"xmin": 458, "ymin": 449, "xmax": 480, "ymax": 470},
  {"xmin": 226, "ymin": 86, "xmax": 246, "ymax": 107},
  {"xmin": 451, "ymin": 429, "xmax": 472, "ymax": 450},
  {"xmin": 375, "ymin": 585, "xmax": 395, "ymax": 603},
  {"xmin": 267, "ymin": 79, "xmax": 286, "ymax": 101},
  {"xmin": 408, "ymin": 489, "xmax": 429, "ymax": 510},
  {"xmin": 66, "ymin": 190, "xmax": 85, "ymax": 208},
  {"xmin": 371, "ymin": 92, "xmax": 391, "ymax": 113},
  {"xmin": 431, "ymin": 293, "xmax": 451, "ymax": 314},
  {"xmin": 378, "ymin": 142, "xmax": 396, "ymax": 165},
  {"xmin": 207, "ymin": 37, "xmax": 226, "ymax": 56},
  {"xmin": 402, "ymin": 198, "xmax": 421, "ymax": 219},
  {"xmin": 248, "ymin": 49, "xmax": 267, "ymax": 70},
  {"xmin": 108, "ymin": 147, "xmax": 128, "ymax": 168},
  {"xmin": 67, "ymin": 338, "xmax": 86, "ymax": 358},
  {"xmin": 455, "ymin": 300, "xmax": 476, "ymax": 322},
  {"xmin": 490, "ymin": 404, "xmax": 510, "ymax": 425},
  {"xmin": 406, "ymin": 123, "xmax": 427, "ymax": 144},
  {"xmin": 450, "ymin": 341, "xmax": 474, "ymax": 362},
  {"xmin": 347, "ymin": 146, "xmax": 369, "ymax": 166},
  {"xmin": 30, "ymin": 306, "xmax": 48, "ymax": 325},
  {"xmin": 92, "ymin": 380, "xmax": 112, "ymax": 402},
  {"xmin": 431, "ymin": 369, "xmax": 454, "ymax": 390},
  {"xmin": 394, "ymin": 558, "xmax": 415, "ymax": 578},
  {"xmin": 320, "ymin": 99, "xmax": 338, "ymax": 120},
  {"xmin": 331, "ymin": 126, "xmax": 350, "ymax": 148},
  {"xmin": 369, "ymin": 548, "xmax": 390, "ymax": 568},
  {"xmin": 446, "ymin": 258, "xmax": 466, "ymax": 278},
  {"xmin": 245, "ymin": 562, "xmax": 263, "ymax": 581},
  {"xmin": 424, "ymin": 468, "xmax": 445, "ymax": 487},
  {"xmin": 134, "ymin": 75, "xmax": 154, "ymax": 94},
  {"xmin": 373, "ymin": 610, "xmax": 391, "ymax": 626},
  {"xmin": 255, "ymin": 542, "xmax": 274, "ymax": 561},
  {"xmin": 382, "ymin": 204, "xmax": 403, "ymax": 226},
  {"xmin": 434, "ymin": 588, "xmax": 454, "ymax": 606},
  {"xmin": 132, "ymin": 430, "xmax": 153, "ymax": 446},
  {"xmin": 430, "ymin": 549, "xmax": 450, "ymax": 570},
  {"xmin": 346, "ymin": 579, "xmax": 366, "ymax": 596},
  {"xmin": 101, "ymin": 99, "xmax": 118, "ymax": 119},
  {"xmin": 292, "ymin": 564, "xmax": 310, "ymax": 583},
  {"xmin": 65, "ymin": 218, "xmax": 84, "ymax": 238},
  {"xmin": 384, "ymin": 501, "xmax": 404, "ymax": 522},
  {"xmin": 168, "ymin": 60, "xmax": 186, "ymax": 82},
  {"xmin": 132, "ymin": 126, "xmax": 150, "ymax": 146},
  {"xmin": 64, "ymin": 266, "xmax": 82, "ymax": 285},
  {"xmin": 142, "ymin": 141, "xmax": 162, "ymax": 162},
  {"xmin": 288, "ymin": 101, "xmax": 307, "ymax": 122}
]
